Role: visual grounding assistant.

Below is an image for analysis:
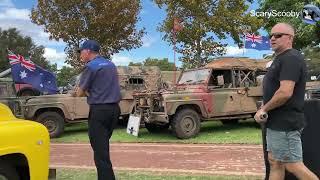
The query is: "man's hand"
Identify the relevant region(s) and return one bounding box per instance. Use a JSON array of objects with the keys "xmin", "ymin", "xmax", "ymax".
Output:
[
  {"xmin": 254, "ymin": 108, "xmax": 268, "ymax": 123},
  {"xmin": 70, "ymin": 86, "xmax": 87, "ymax": 97}
]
